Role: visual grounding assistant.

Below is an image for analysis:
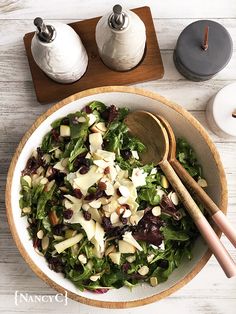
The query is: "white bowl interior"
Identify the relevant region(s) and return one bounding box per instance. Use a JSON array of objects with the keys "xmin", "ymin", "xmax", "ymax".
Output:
[{"xmin": 11, "ymin": 91, "xmax": 222, "ymax": 302}]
